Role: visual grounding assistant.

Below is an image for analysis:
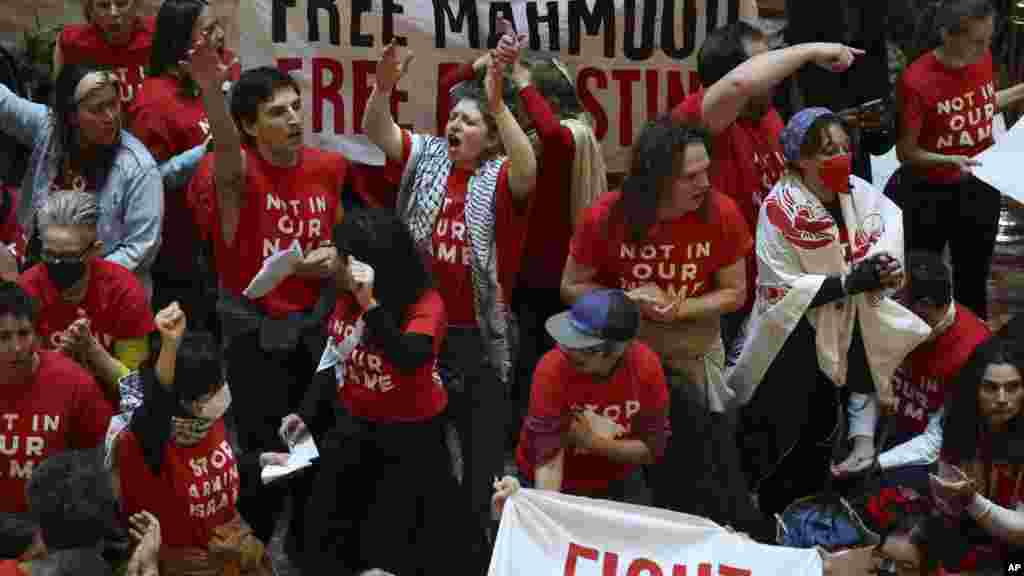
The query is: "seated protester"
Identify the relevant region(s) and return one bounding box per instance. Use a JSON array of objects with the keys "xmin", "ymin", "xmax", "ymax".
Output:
[
  {"xmin": 54, "ymin": 0, "xmax": 156, "ymax": 107},
  {"xmin": 819, "ymin": 513, "xmax": 952, "ymax": 576},
  {"xmin": 514, "ymin": 289, "xmax": 669, "ymax": 500},
  {"xmin": 186, "ymin": 36, "xmax": 349, "ymax": 553},
  {"xmin": 933, "ymin": 459, "xmax": 1024, "ymax": 551},
  {"xmin": 834, "ymin": 251, "xmax": 991, "ymax": 490},
  {"xmin": 18, "ymin": 191, "xmax": 154, "ymax": 396},
  {"xmin": 0, "ymin": 64, "xmax": 167, "ymax": 295},
  {"xmin": 108, "ymin": 302, "xmax": 274, "ymax": 575},
  {"xmin": 288, "ymin": 209, "xmax": 473, "ymax": 575},
  {"xmin": 561, "ymin": 118, "xmax": 761, "ymax": 535},
  {"xmin": 931, "ymin": 332, "xmax": 1024, "ymax": 572},
  {"xmin": 0, "ymin": 282, "xmax": 113, "ymax": 514},
  {"xmin": 728, "ymin": 108, "xmax": 930, "ymax": 519}
]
